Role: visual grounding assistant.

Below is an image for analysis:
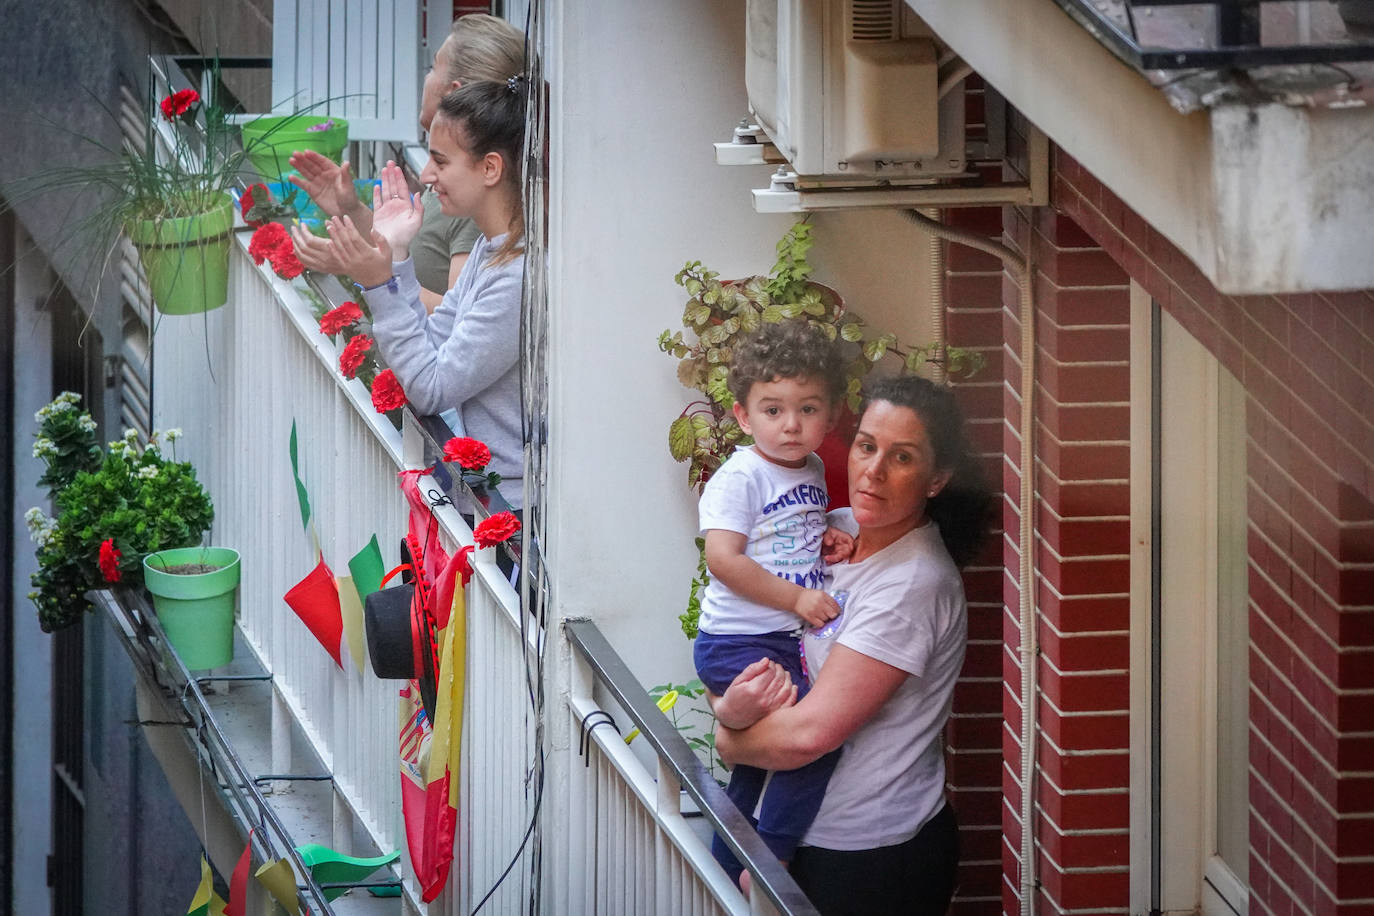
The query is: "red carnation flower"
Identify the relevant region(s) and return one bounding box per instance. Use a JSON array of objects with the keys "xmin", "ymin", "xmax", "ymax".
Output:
[
  {"xmin": 248, "ymin": 222, "xmax": 290, "ymax": 265},
  {"xmin": 240, "ymin": 183, "xmax": 272, "ymax": 228},
  {"xmin": 98, "ymin": 538, "xmax": 122, "ymax": 583},
  {"xmin": 159, "ymin": 88, "xmax": 200, "ymax": 120},
  {"xmin": 339, "ymin": 334, "xmax": 373, "ymax": 379},
  {"xmin": 319, "ymin": 301, "xmax": 363, "ymax": 336},
  {"xmin": 269, "ymin": 245, "xmax": 304, "ymax": 279},
  {"xmin": 443, "ymin": 436, "xmax": 492, "ymax": 471},
  {"xmin": 371, "ymin": 369, "xmax": 407, "ymax": 412},
  {"xmin": 473, "ymin": 511, "xmax": 521, "ymax": 549},
  {"xmin": 248, "ymin": 223, "xmax": 303, "ymax": 279}
]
